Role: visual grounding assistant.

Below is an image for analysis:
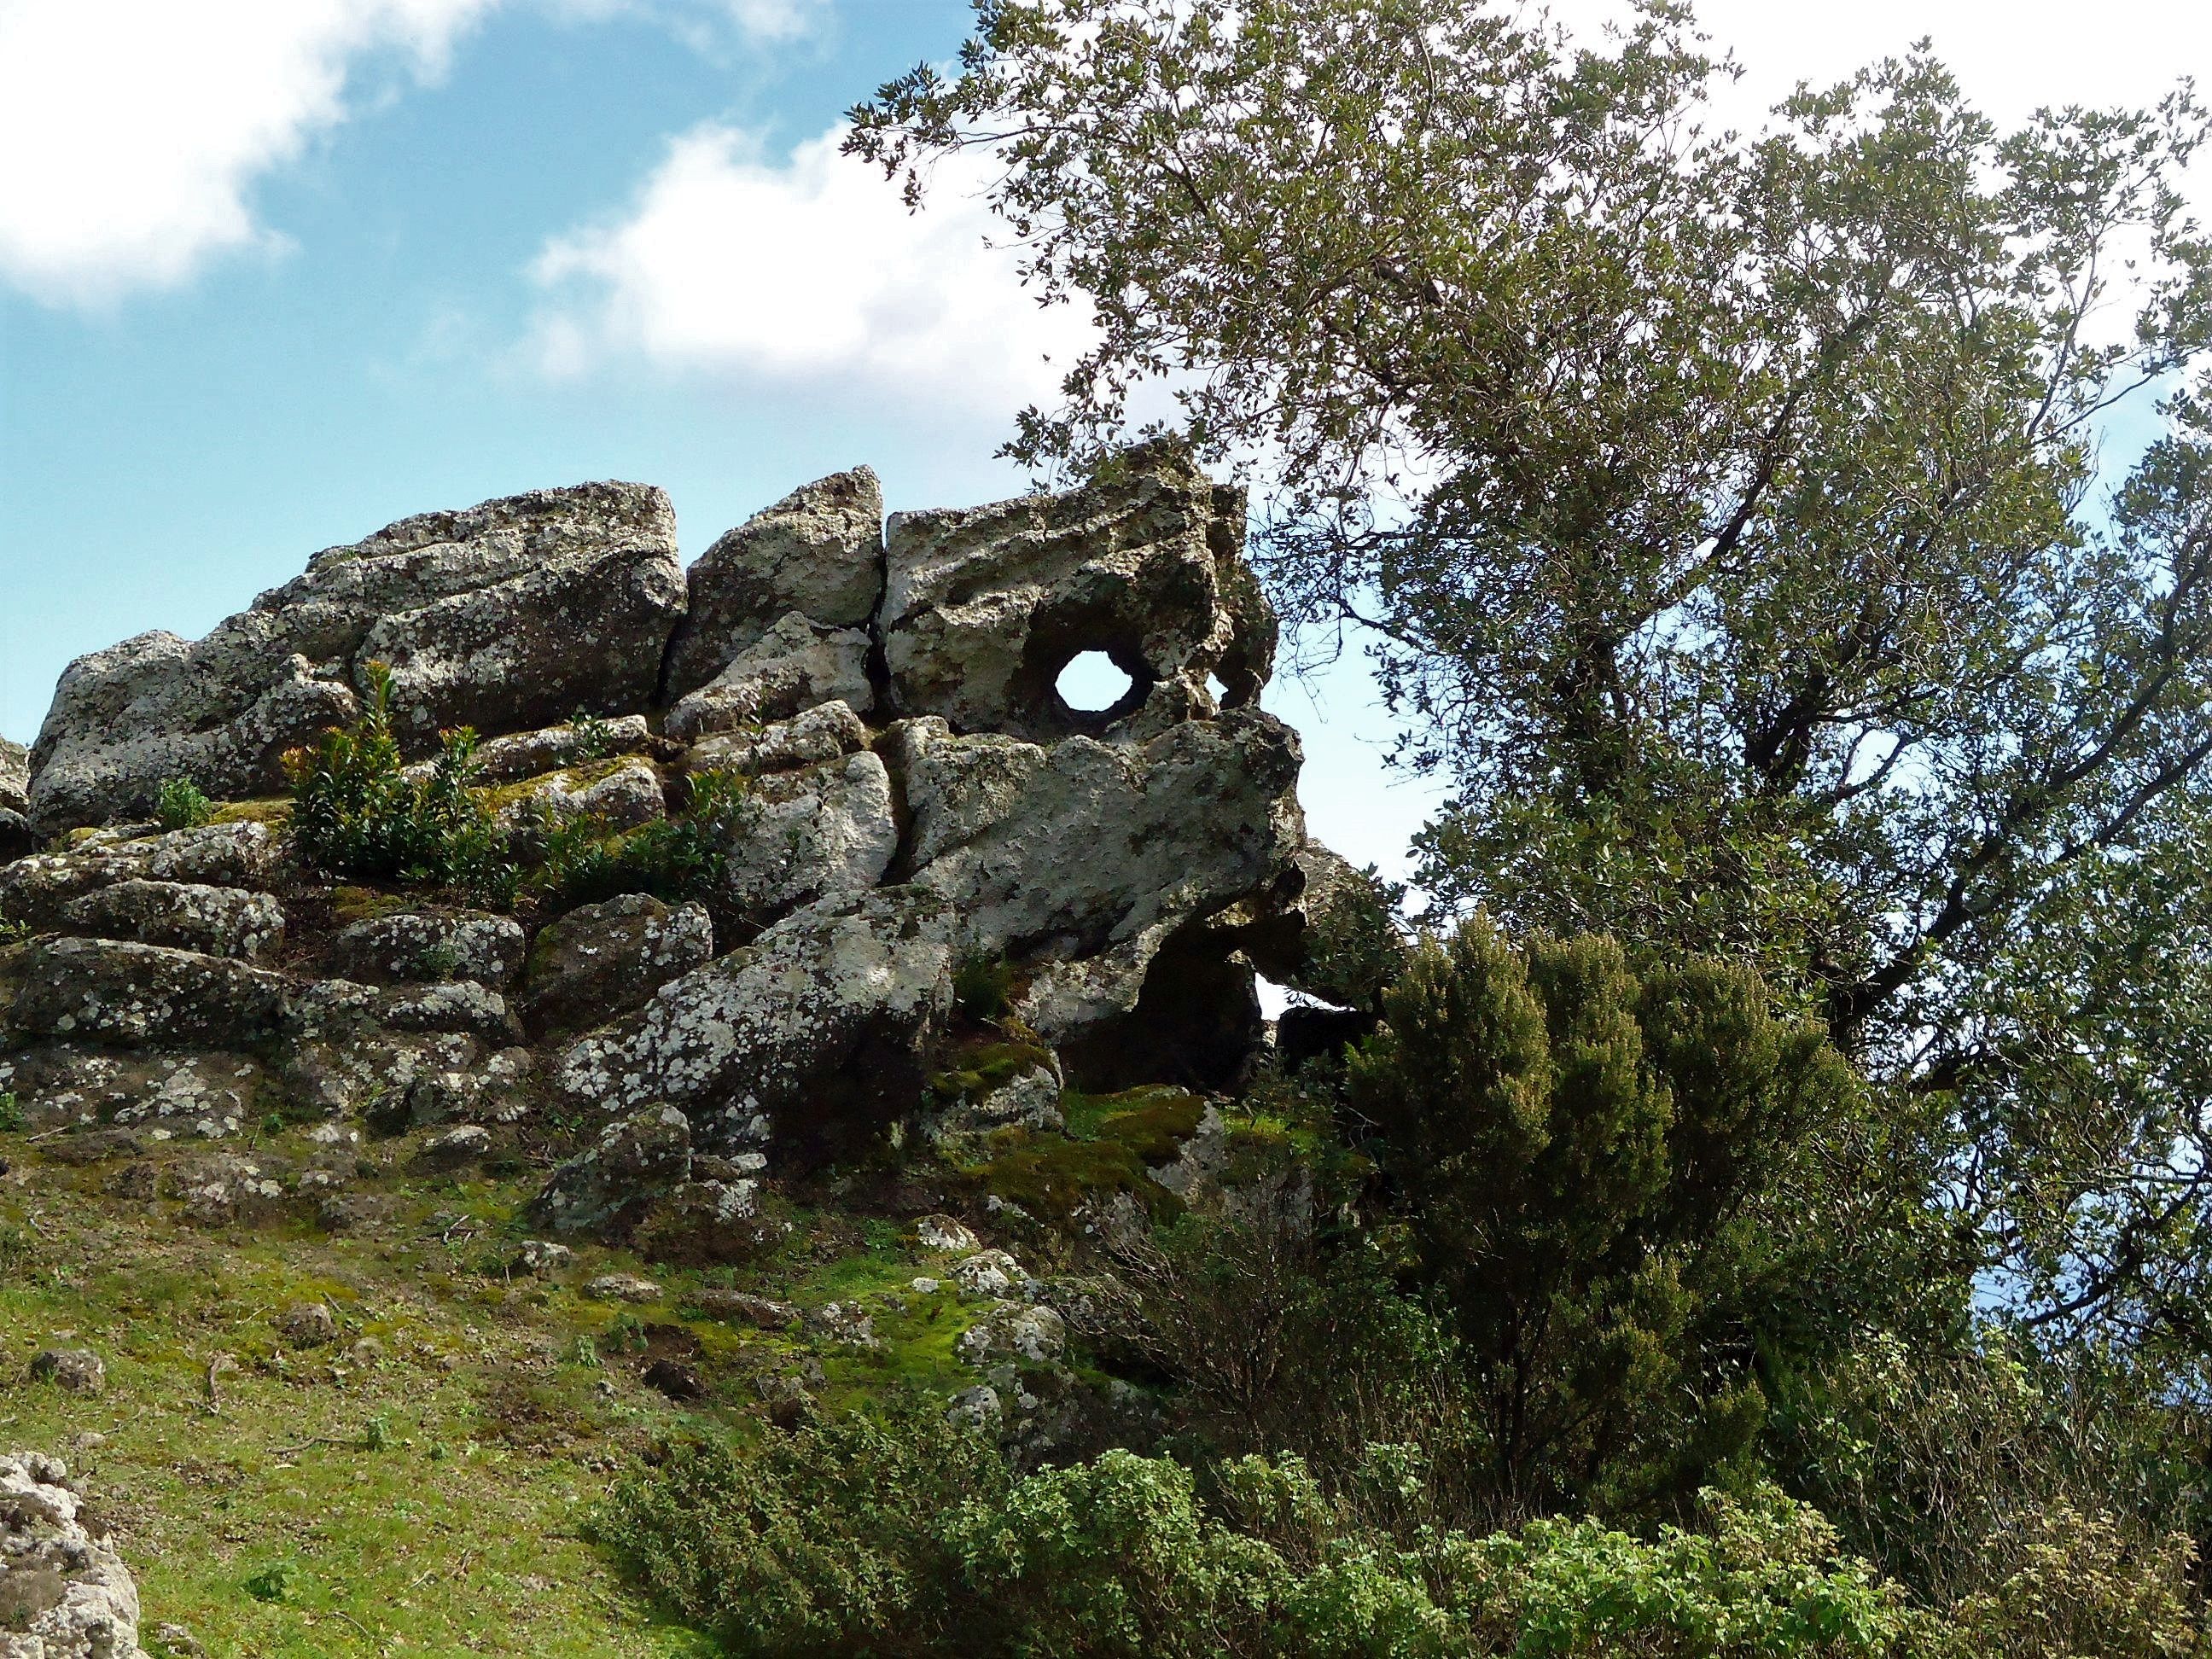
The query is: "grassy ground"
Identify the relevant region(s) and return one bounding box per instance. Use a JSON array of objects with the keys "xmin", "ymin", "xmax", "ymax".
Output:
[{"xmin": 0, "ymin": 1138, "xmax": 987, "ymax": 1656}]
